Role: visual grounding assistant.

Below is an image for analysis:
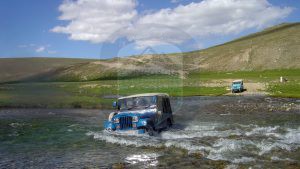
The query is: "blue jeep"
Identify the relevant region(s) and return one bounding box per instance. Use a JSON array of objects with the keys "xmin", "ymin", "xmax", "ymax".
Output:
[
  {"xmin": 231, "ymin": 80, "xmax": 244, "ymax": 93},
  {"xmin": 104, "ymin": 93, "xmax": 173, "ymax": 135}
]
